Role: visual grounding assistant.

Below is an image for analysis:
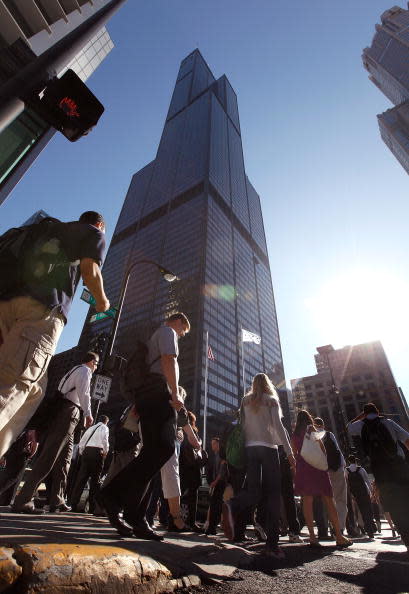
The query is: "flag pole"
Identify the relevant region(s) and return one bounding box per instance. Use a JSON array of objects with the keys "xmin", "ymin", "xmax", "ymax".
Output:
[
  {"xmin": 203, "ymin": 330, "xmax": 209, "ymax": 451},
  {"xmin": 241, "ymin": 328, "xmax": 245, "ymax": 398}
]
